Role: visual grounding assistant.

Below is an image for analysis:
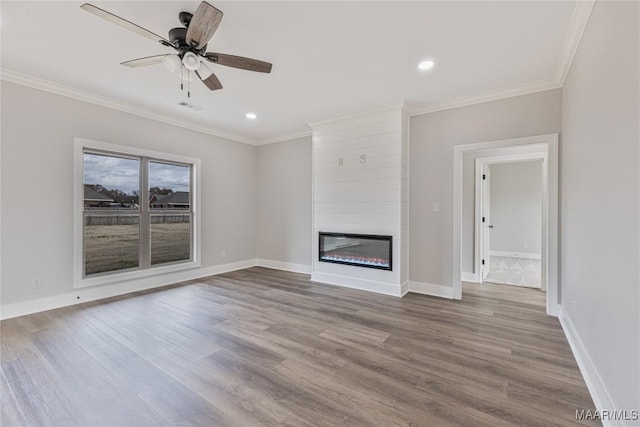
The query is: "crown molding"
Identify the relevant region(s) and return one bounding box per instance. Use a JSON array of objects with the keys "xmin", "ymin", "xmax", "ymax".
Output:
[
  {"xmin": 0, "ymin": 68, "xmax": 258, "ymax": 146},
  {"xmin": 406, "ymin": 0, "xmax": 594, "ymax": 118},
  {"xmin": 256, "ymin": 130, "xmax": 312, "ymax": 146},
  {"xmin": 555, "ymin": 0, "xmax": 595, "ymax": 86},
  {"xmin": 3, "ymin": 0, "xmax": 594, "ymax": 147},
  {"xmin": 407, "ymin": 78, "xmax": 561, "ymax": 117}
]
